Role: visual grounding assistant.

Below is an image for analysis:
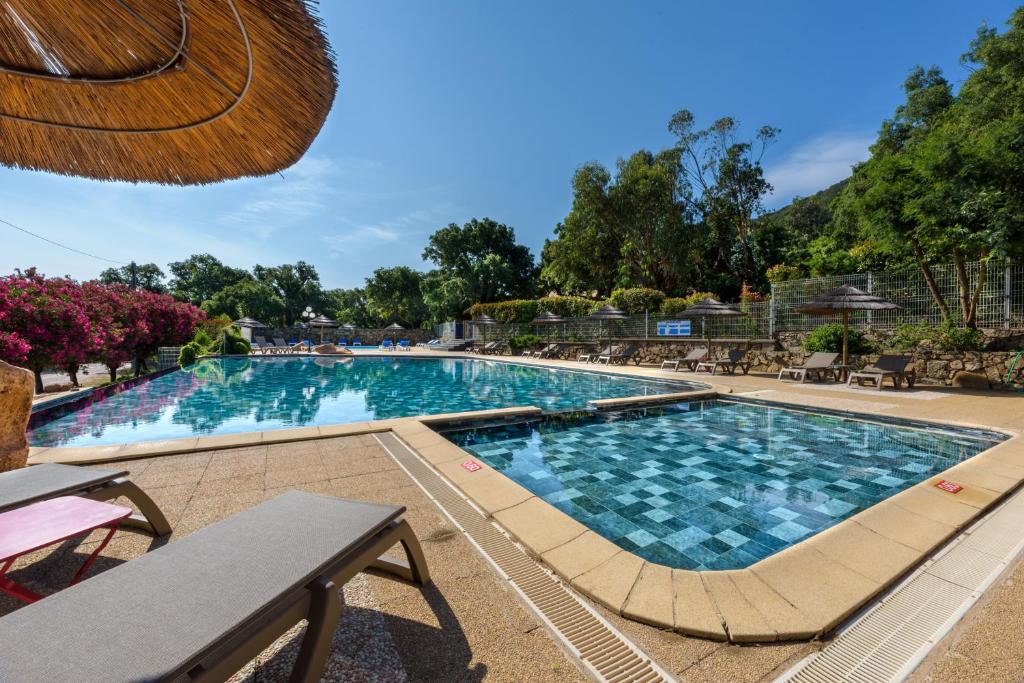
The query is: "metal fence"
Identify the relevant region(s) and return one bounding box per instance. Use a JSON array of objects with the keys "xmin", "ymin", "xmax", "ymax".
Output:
[
  {"xmin": 457, "ymin": 259, "xmax": 1021, "ymax": 342},
  {"xmin": 770, "ymin": 259, "xmax": 1023, "ymax": 332}
]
